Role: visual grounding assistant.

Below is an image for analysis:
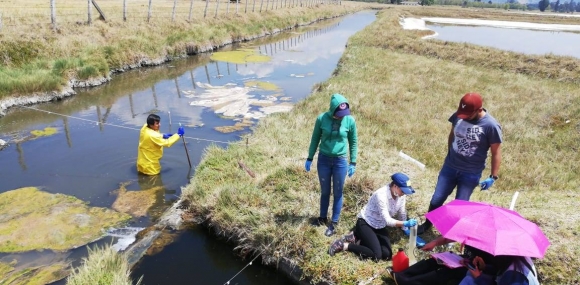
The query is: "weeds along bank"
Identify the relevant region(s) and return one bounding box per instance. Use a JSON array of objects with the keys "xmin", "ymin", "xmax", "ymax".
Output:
[
  {"xmin": 0, "ymin": 2, "xmax": 373, "ymax": 115},
  {"xmin": 183, "ymin": 7, "xmax": 580, "ymax": 285}
]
